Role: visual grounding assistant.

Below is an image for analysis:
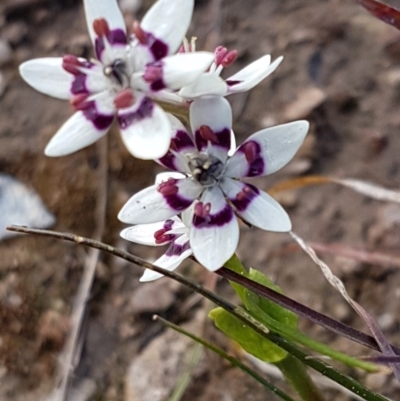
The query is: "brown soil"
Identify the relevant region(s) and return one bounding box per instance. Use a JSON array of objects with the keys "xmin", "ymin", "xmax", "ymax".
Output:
[{"xmin": 1, "ymin": 0, "xmax": 400, "ymax": 400}]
